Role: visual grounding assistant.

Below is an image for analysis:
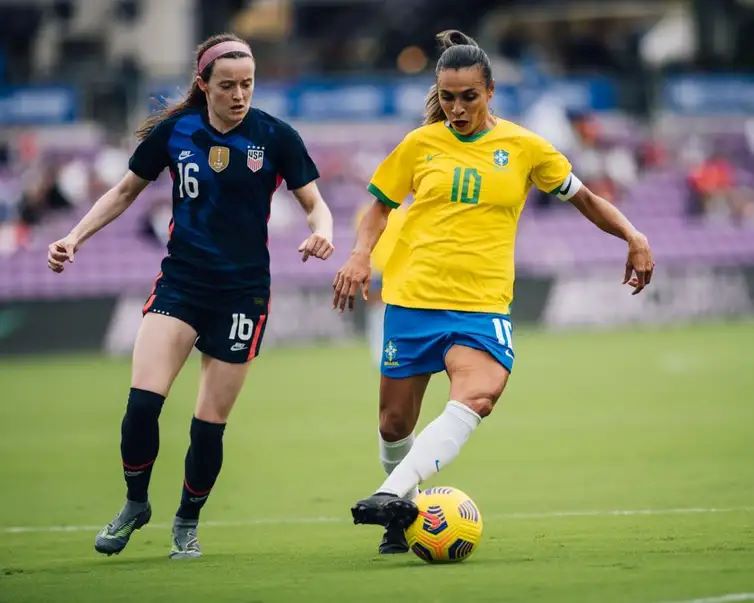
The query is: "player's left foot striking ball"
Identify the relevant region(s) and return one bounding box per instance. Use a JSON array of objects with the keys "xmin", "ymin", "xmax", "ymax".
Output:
[
  {"xmin": 378, "ymin": 520, "xmax": 409, "ymax": 554},
  {"xmin": 351, "ymin": 492, "xmax": 418, "ymax": 528},
  {"xmin": 169, "ymin": 518, "xmax": 202, "ymax": 559},
  {"xmin": 94, "ymin": 501, "xmax": 152, "ymax": 556}
]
